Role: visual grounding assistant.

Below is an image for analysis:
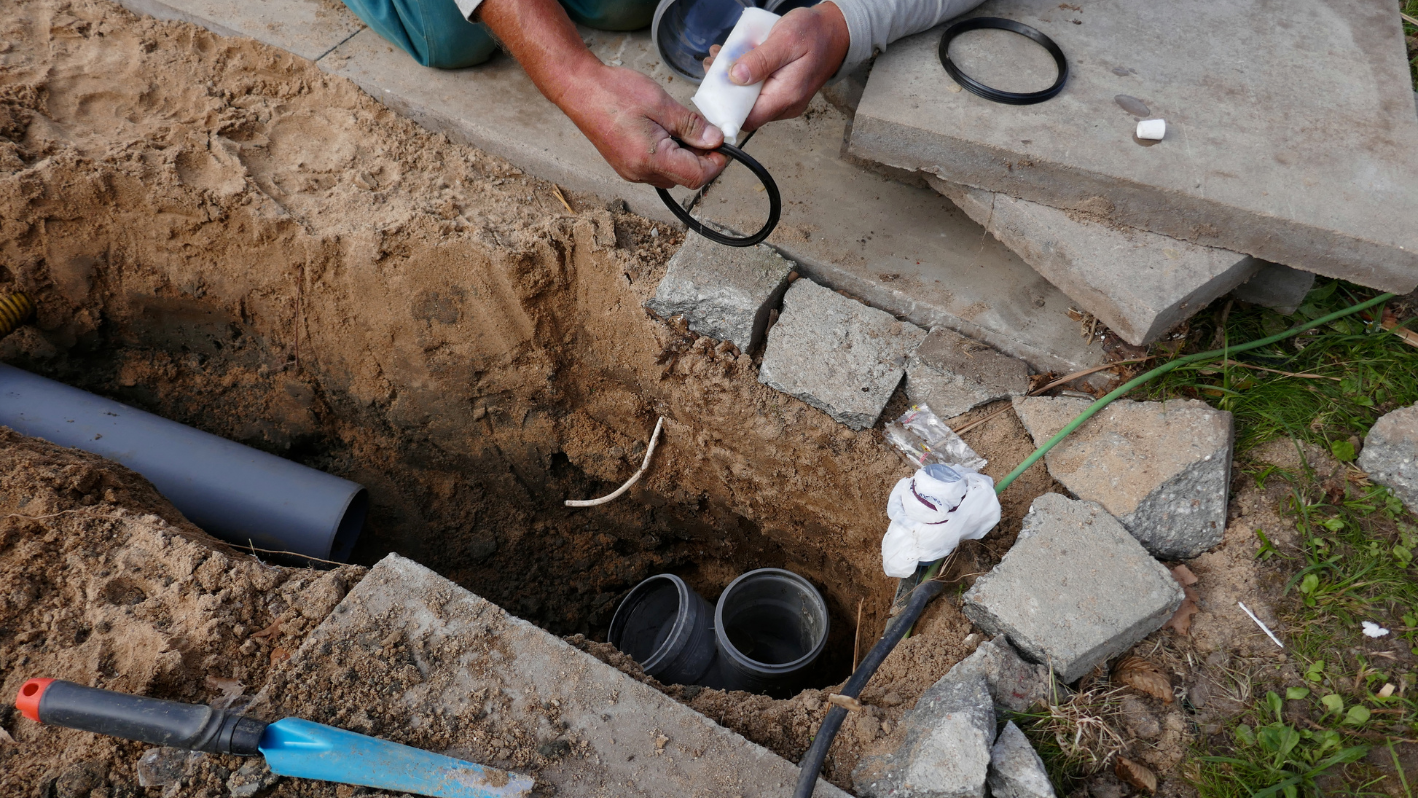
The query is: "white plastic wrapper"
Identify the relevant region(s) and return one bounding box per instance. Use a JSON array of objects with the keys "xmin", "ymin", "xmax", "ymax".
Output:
[
  {"xmin": 883, "ymin": 403, "xmax": 986, "ymax": 472},
  {"xmin": 692, "ymin": 8, "xmax": 779, "ymax": 144},
  {"xmin": 881, "ymin": 463, "xmax": 1001, "ymax": 578}
]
